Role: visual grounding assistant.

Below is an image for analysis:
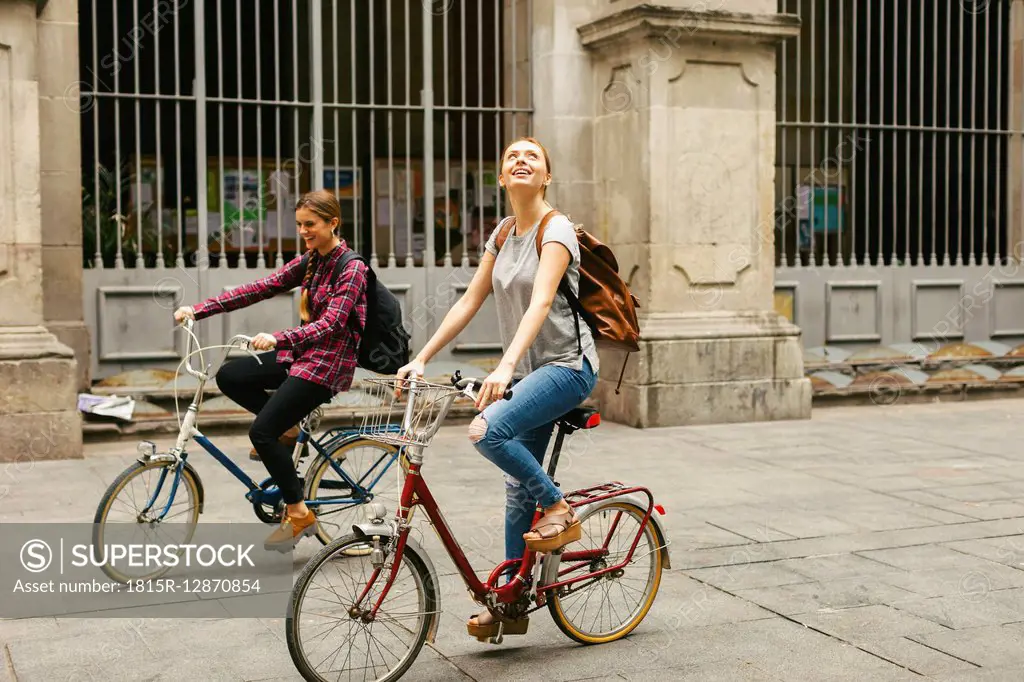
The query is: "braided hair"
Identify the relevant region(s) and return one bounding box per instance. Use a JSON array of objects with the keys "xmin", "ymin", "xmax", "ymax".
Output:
[{"xmin": 295, "ymin": 189, "xmax": 343, "ymax": 323}]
